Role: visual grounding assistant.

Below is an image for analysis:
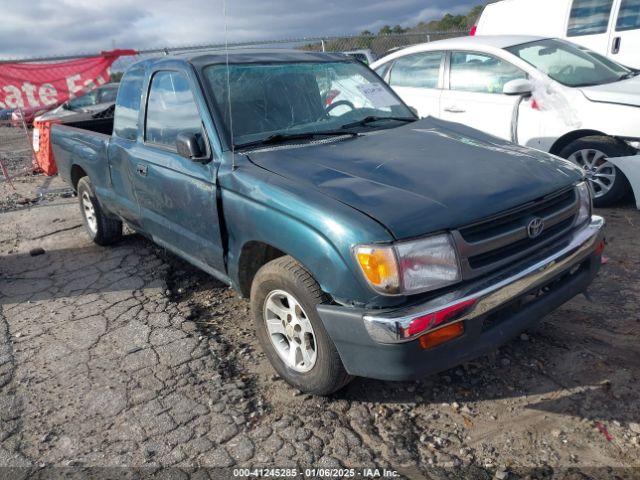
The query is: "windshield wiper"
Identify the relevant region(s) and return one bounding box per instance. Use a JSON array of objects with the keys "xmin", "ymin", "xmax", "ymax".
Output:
[
  {"xmin": 618, "ymin": 71, "xmax": 639, "ymax": 80},
  {"xmin": 234, "ymin": 130, "xmax": 358, "ymax": 150},
  {"xmin": 340, "ymin": 116, "xmax": 417, "ymax": 130}
]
